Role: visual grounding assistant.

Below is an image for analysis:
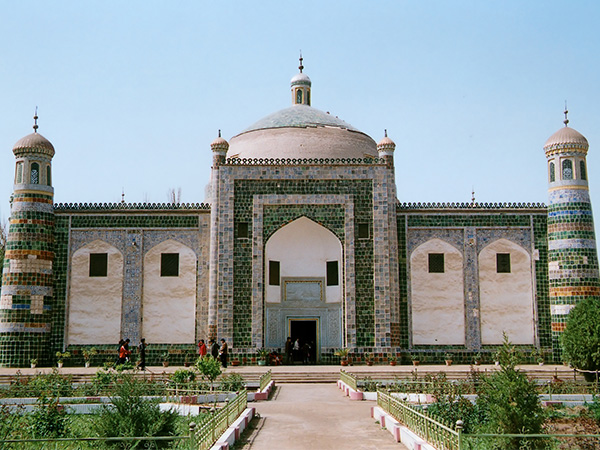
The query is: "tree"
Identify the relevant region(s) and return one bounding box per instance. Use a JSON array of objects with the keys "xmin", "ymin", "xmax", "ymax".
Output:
[
  {"xmin": 167, "ymin": 188, "xmax": 182, "ymax": 204},
  {"xmin": 561, "ymin": 297, "xmax": 600, "ymax": 378},
  {"xmin": 475, "ymin": 333, "xmax": 546, "ymax": 449},
  {"xmin": 195, "ymin": 355, "xmax": 222, "ymax": 391}
]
